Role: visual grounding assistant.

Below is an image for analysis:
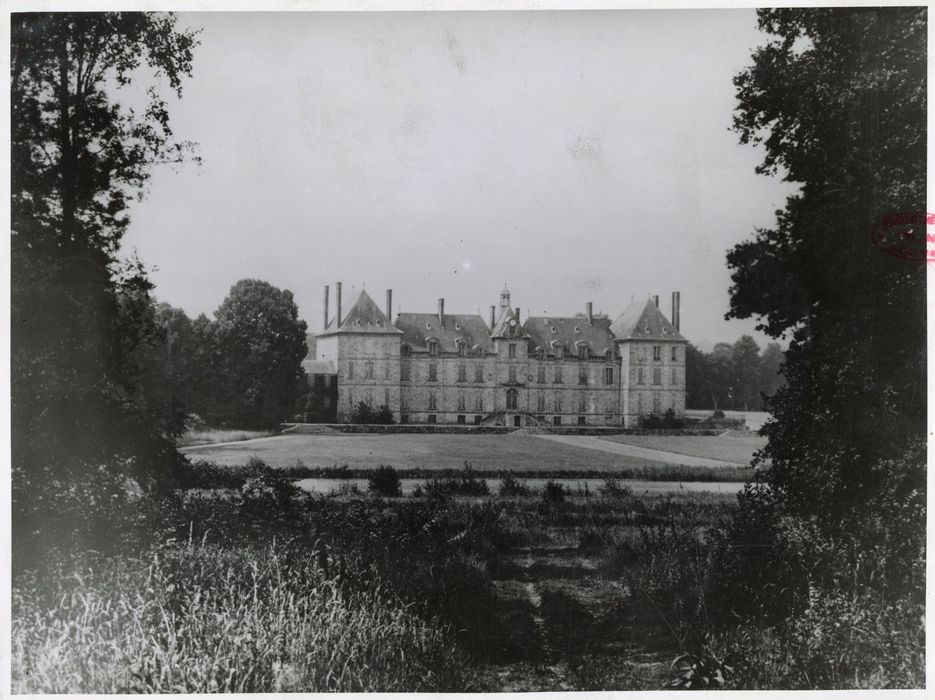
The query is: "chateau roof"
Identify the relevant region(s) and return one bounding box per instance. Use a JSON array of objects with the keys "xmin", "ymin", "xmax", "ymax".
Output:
[
  {"xmin": 490, "ymin": 305, "xmax": 523, "ymax": 339},
  {"xmin": 395, "ymin": 312, "xmax": 493, "ymax": 353},
  {"xmin": 610, "ymin": 298, "xmax": 686, "ymax": 342},
  {"xmin": 302, "ymin": 359, "xmax": 336, "ymax": 375},
  {"xmin": 524, "ymin": 315, "xmax": 618, "ymax": 356},
  {"xmin": 318, "ymin": 290, "xmax": 402, "ymax": 336}
]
